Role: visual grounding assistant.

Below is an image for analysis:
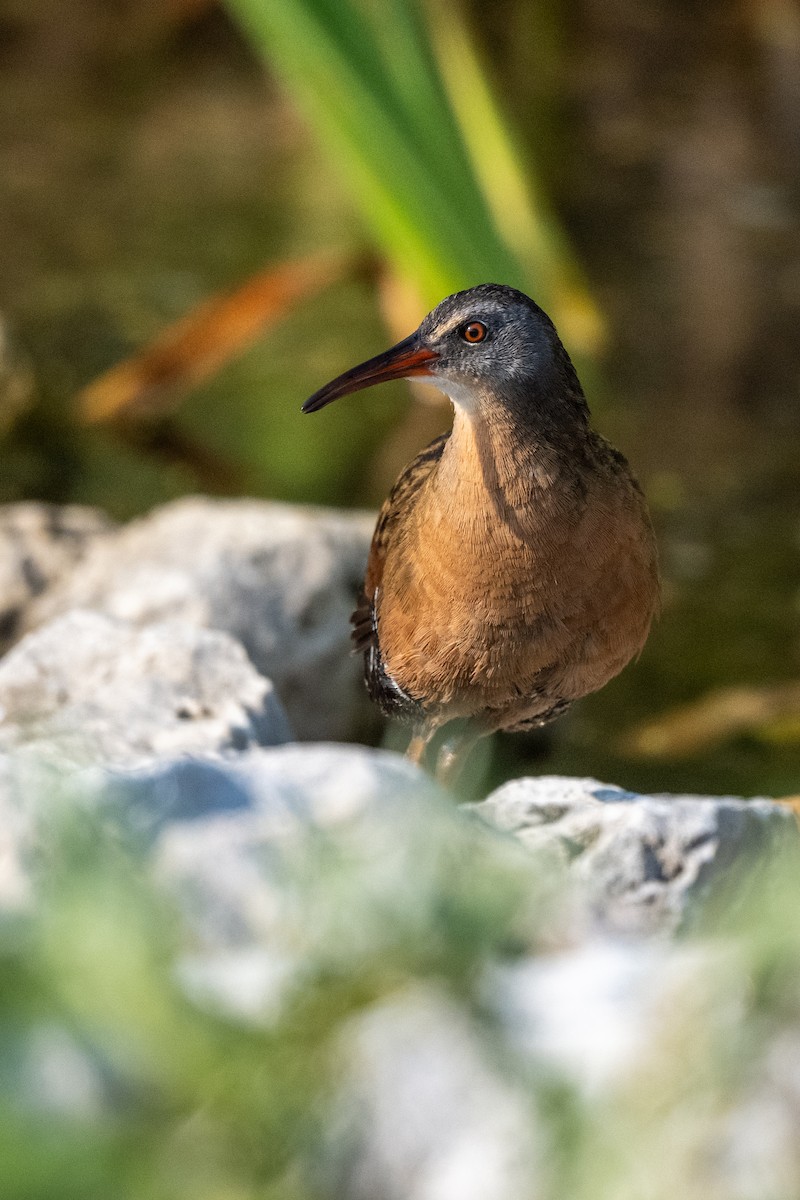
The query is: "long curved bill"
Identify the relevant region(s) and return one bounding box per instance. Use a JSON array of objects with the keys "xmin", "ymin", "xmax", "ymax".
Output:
[{"xmin": 302, "ymin": 333, "xmax": 438, "ymax": 413}]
